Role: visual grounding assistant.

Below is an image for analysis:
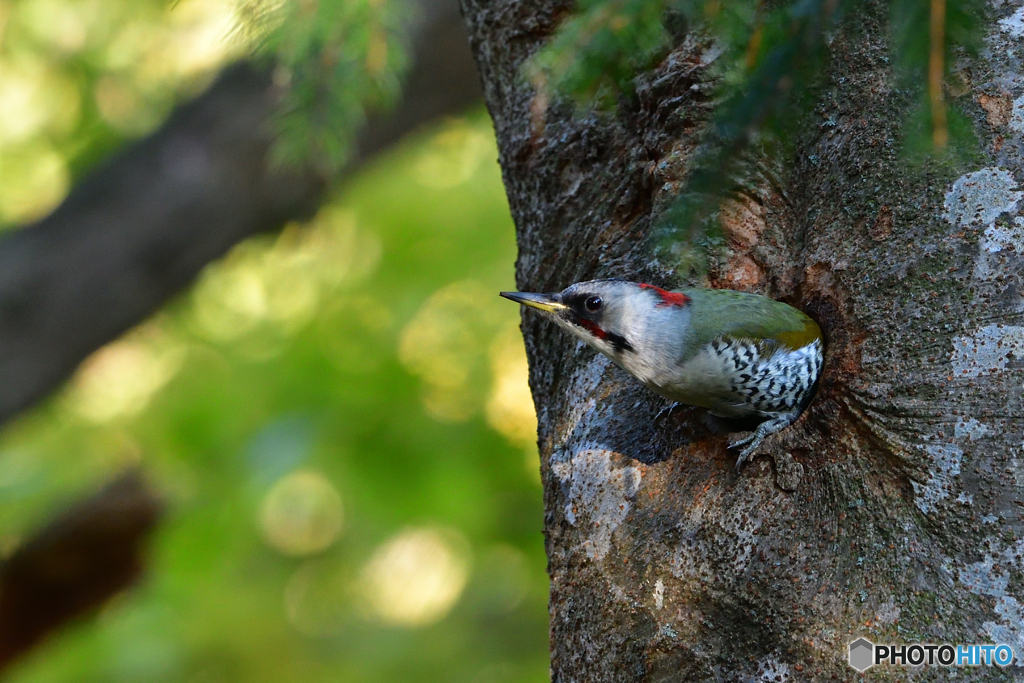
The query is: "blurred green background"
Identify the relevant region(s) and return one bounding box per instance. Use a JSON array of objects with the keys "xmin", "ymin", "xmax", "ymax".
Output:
[{"xmin": 0, "ymin": 0, "xmax": 548, "ymax": 681}]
